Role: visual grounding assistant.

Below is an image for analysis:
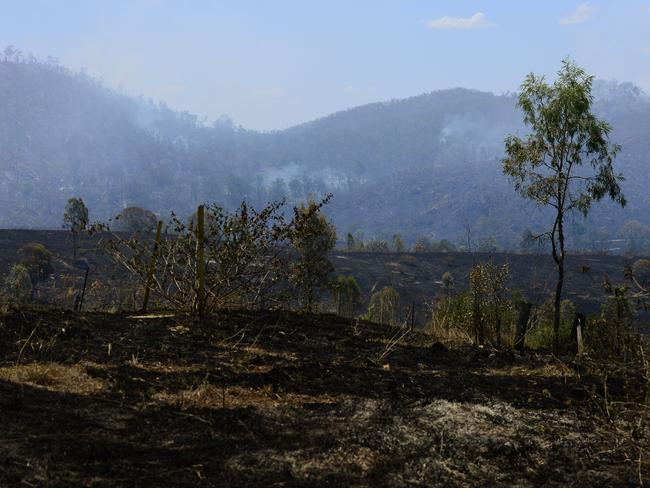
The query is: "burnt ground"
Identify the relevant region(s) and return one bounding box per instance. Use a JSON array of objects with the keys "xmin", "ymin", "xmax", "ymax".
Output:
[
  {"xmin": 0, "ymin": 310, "xmax": 647, "ymax": 487},
  {"xmin": 0, "ymin": 229, "xmax": 647, "ymax": 321}
]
